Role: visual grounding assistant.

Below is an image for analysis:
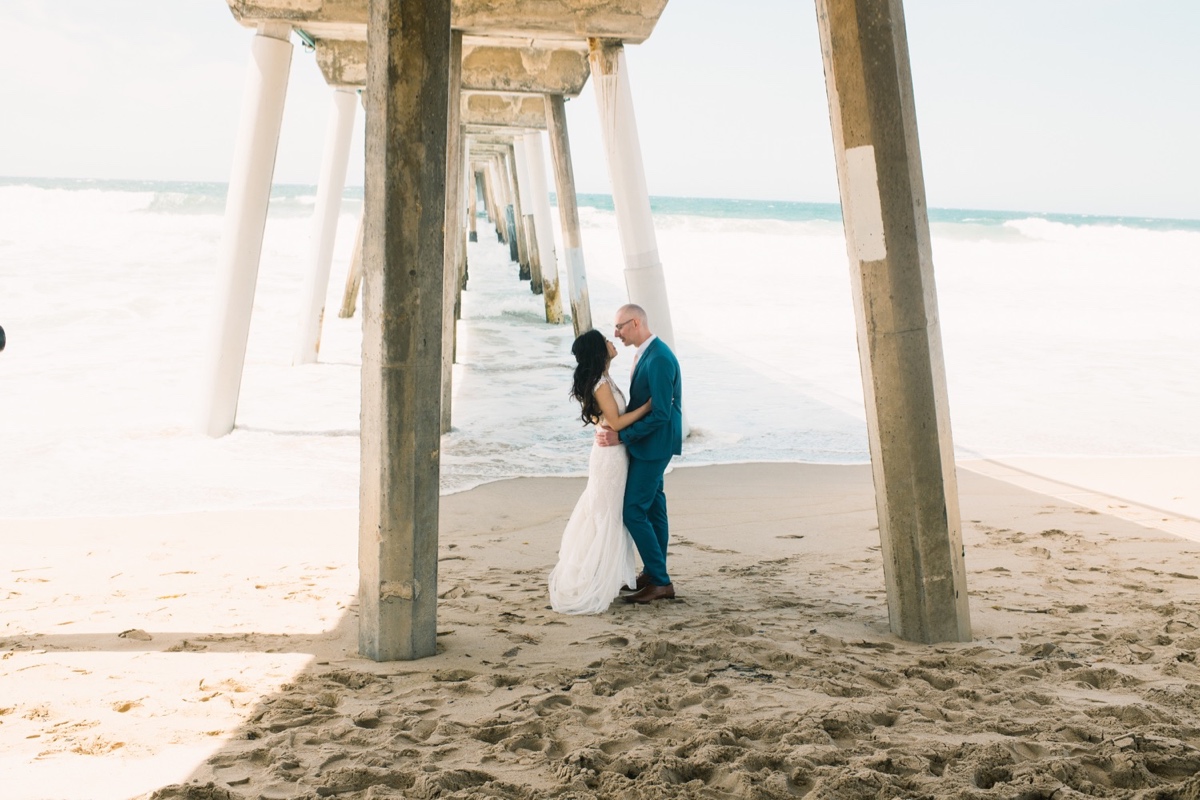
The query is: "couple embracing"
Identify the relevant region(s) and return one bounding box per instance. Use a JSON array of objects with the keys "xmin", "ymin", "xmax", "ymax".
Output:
[{"xmin": 548, "ymin": 304, "xmax": 683, "ymax": 614}]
